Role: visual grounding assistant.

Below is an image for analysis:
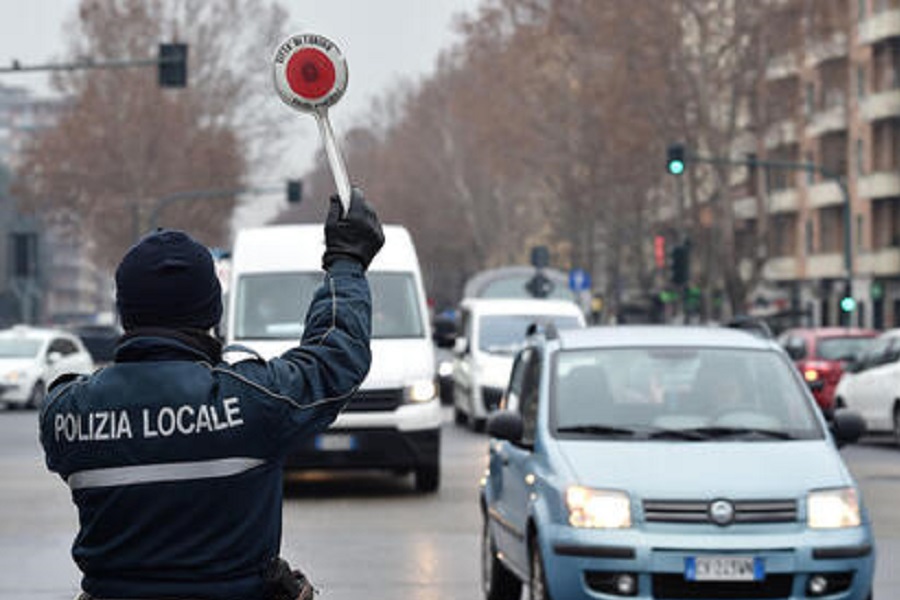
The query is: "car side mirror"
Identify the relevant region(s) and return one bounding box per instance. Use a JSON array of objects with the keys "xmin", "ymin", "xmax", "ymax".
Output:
[
  {"xmin": 487, "ymin": 410, "xmax": 523, "ymax": 443},
  {"xmin": 830, "ymin": 409, "xmax": 866, "ymax": 447},
  {"xmin": 844, "ymin": 359, "xmax": 862, "ymax": 374},
  {"xmin": 47, "ymin": 351, "xmax": 63, "ymax": 365}
]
